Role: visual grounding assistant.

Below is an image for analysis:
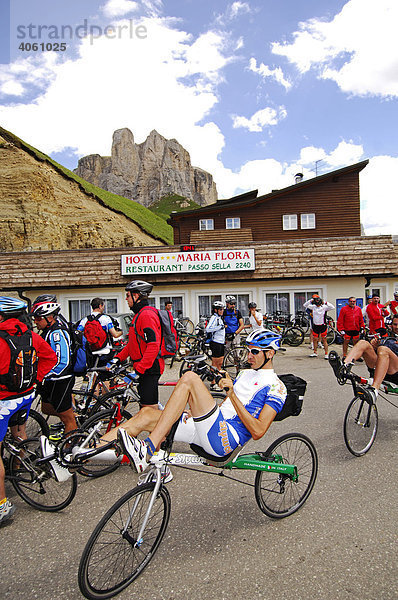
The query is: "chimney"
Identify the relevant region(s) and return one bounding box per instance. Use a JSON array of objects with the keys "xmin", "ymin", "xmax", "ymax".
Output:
[{"xmin": 294, "ymin": 172, "xmax": 303, "ymax": 184}]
